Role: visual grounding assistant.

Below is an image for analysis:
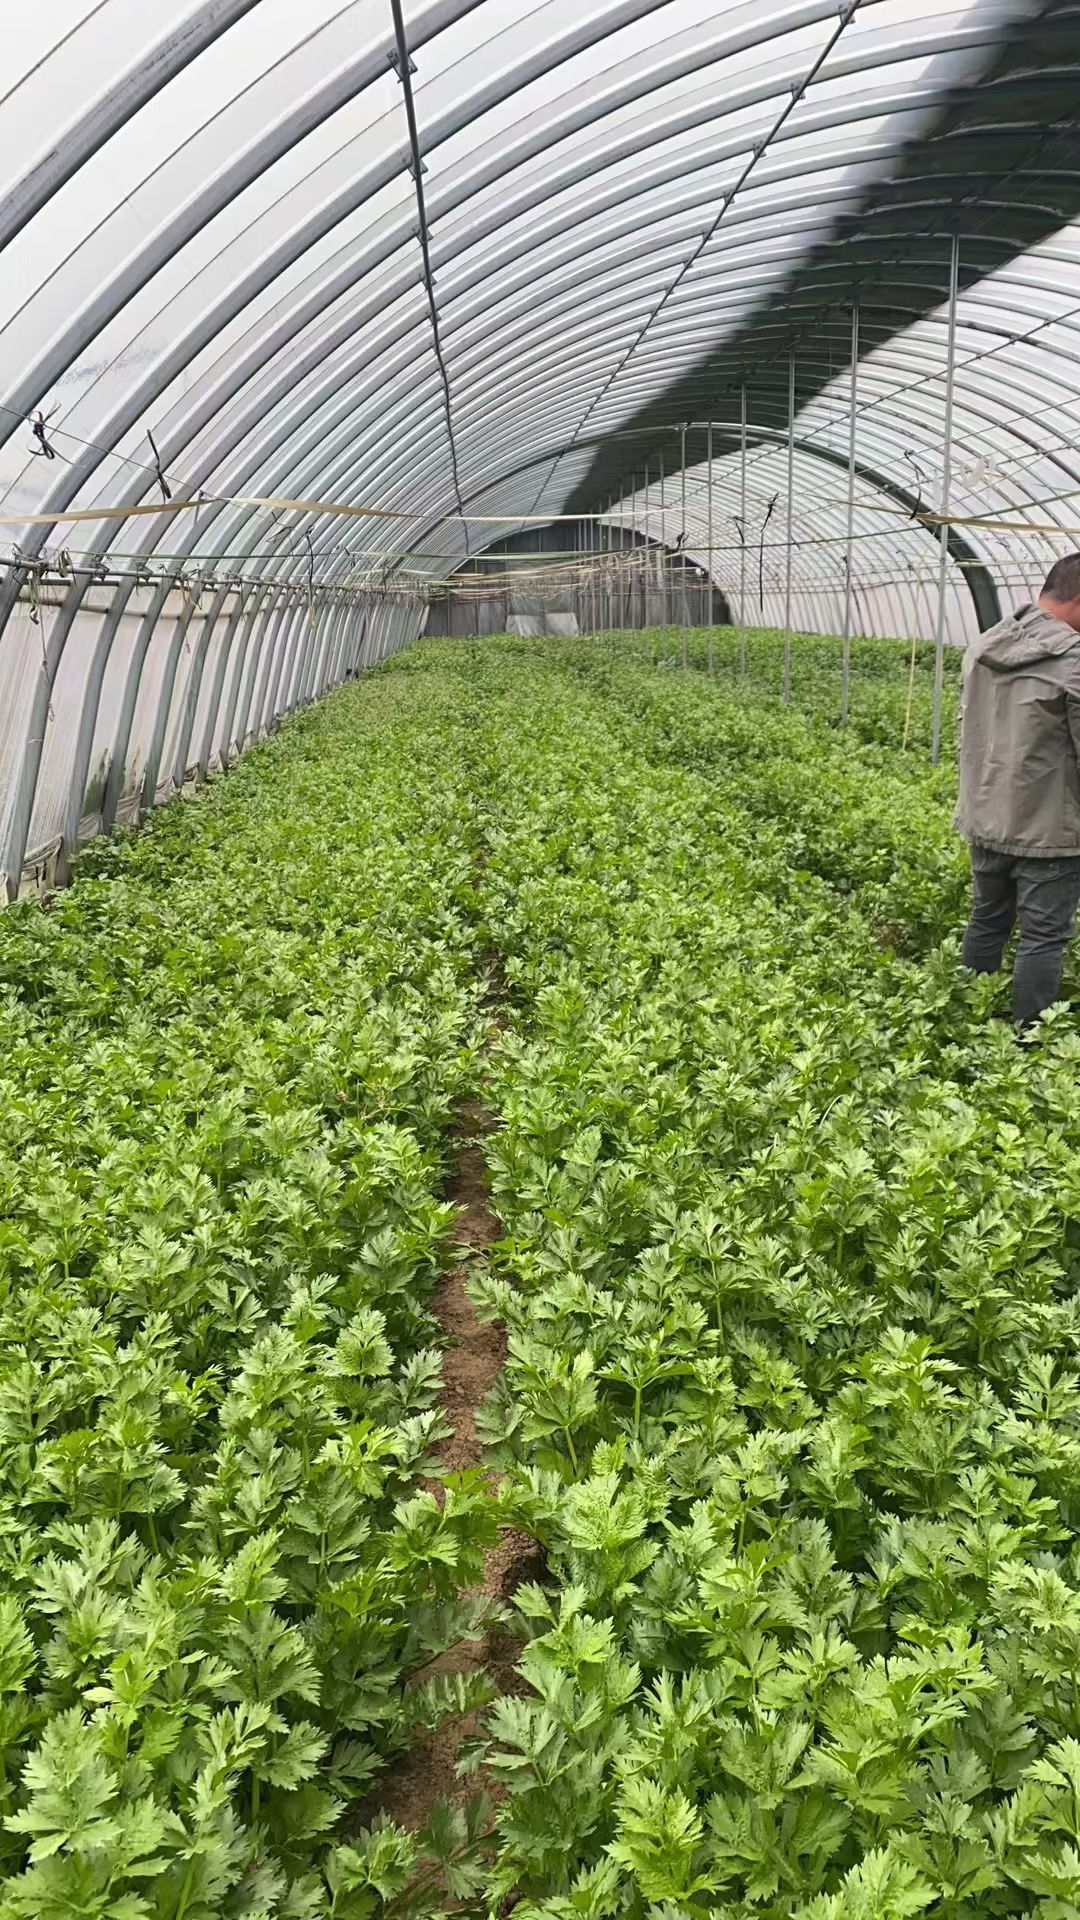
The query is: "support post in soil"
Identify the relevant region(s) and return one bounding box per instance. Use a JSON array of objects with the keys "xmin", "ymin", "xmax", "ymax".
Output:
[
  {"xmin": 658, "ymin": 446, "xmax": 666, "ymax": 653},
  {"xmin": 707, "ymin": 419, "xmax": 715, "ymax": 677},
  {"xmin": 681, "ymin": 423, "xmax": 689, "ymax": 667},
  {"xmin": 784, "ymin": 353, "xmax": 795, "ymax": 705},
  {"xmin": 608, "ymin": 499, "xmax": 615, "ymax": 647},
  {"xmin": 603, "ymin": 502, "xmax": 610, "ymax": 647},
  {"xmin": 932, "ymin": 233, "xmax": 961, "ymax": 767},
  {"xmin": 643, "ymin": 466, "xmax": 654, "ymax": 655},
  {"xmin": 841, "ymin": 302, "xmax": 859, "ymax": 727},
  {"xmin": 622, "ymin": 474, "xmax": 630, "ymax": 629},
  {"xmin": 739, "ymin": 383, "xmax": 747, "ymax": 678}
]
